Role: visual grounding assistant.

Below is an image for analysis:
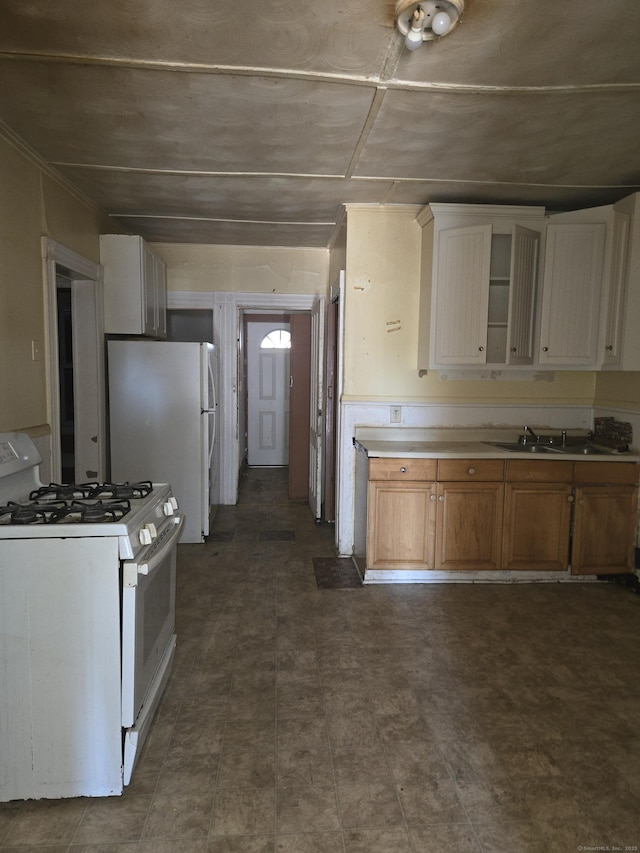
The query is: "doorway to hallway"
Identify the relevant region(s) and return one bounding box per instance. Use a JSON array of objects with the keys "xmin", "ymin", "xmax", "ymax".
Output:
[
  {"xmin": 243, "ymin": 313, "xmax": 311, "ymax": 501},
  {"xmin": 246, "ymin": 320, "xmax": 291, "ymax": 467}
]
